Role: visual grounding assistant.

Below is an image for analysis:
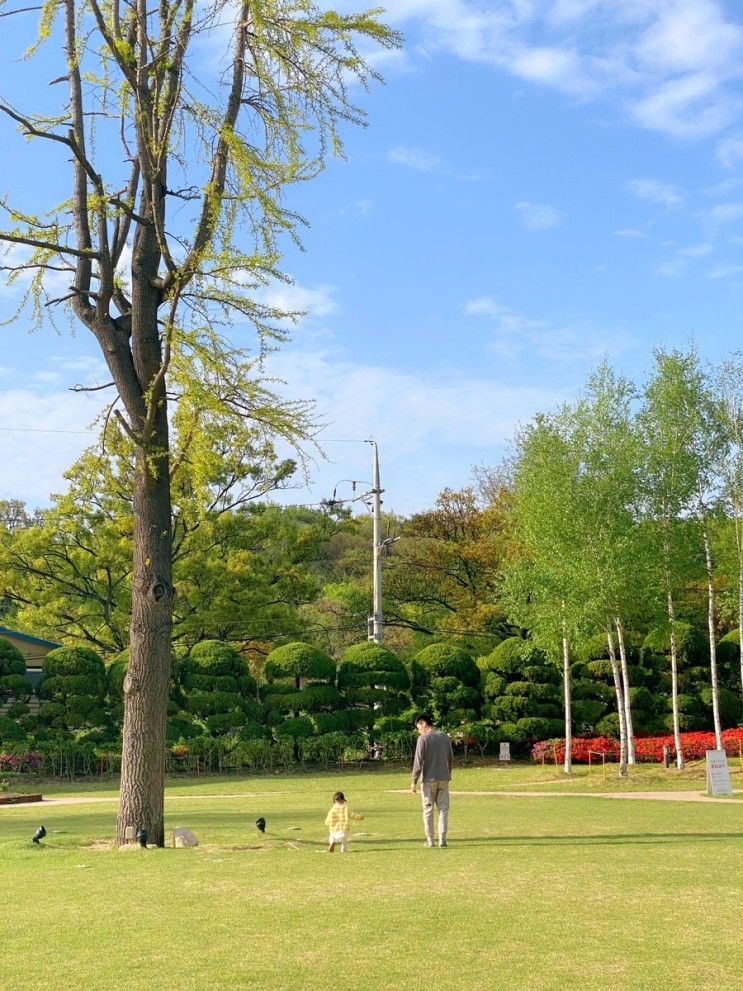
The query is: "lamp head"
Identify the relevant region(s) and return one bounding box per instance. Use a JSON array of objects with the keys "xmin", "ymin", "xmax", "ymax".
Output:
[
  {"xmin": 255, "ymin": 817, "xmax": 266, "ymax": 834},
  {"xmin": 135, "ymin": 827, "xmax": 148, "ymax": 848},
  {"xmin": 32, "ymin": 825, "xmax": 46, "ymax": 844}
]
